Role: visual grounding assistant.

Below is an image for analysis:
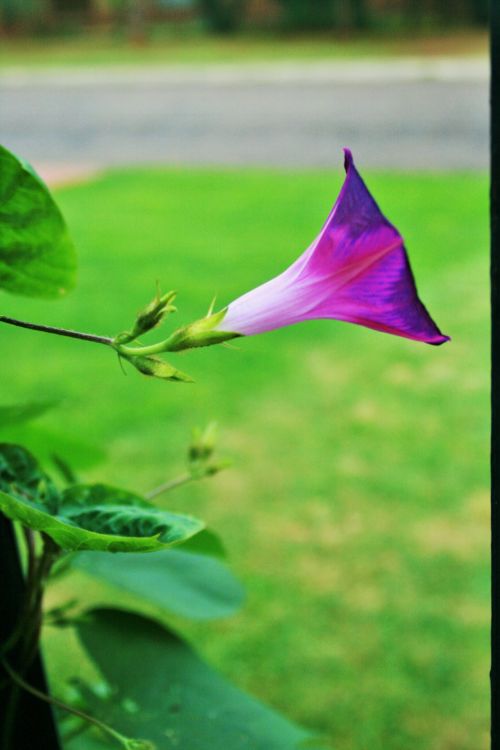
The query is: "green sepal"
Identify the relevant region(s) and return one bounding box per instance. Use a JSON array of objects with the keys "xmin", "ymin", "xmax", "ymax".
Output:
[
  {"xmin": 133, "ymin": 289, "xmax": 176, "ymax": 335},
  {"xmin": 116, "ymin": 289, "xmax": 177, "ymax": 345},
  {"xmin": 126, "ymin": 355, "xmax": 194, "ymax": 383},
  {"xmin": 165, "ymin": 309, "xmax": 241, "ymax": 352}
]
